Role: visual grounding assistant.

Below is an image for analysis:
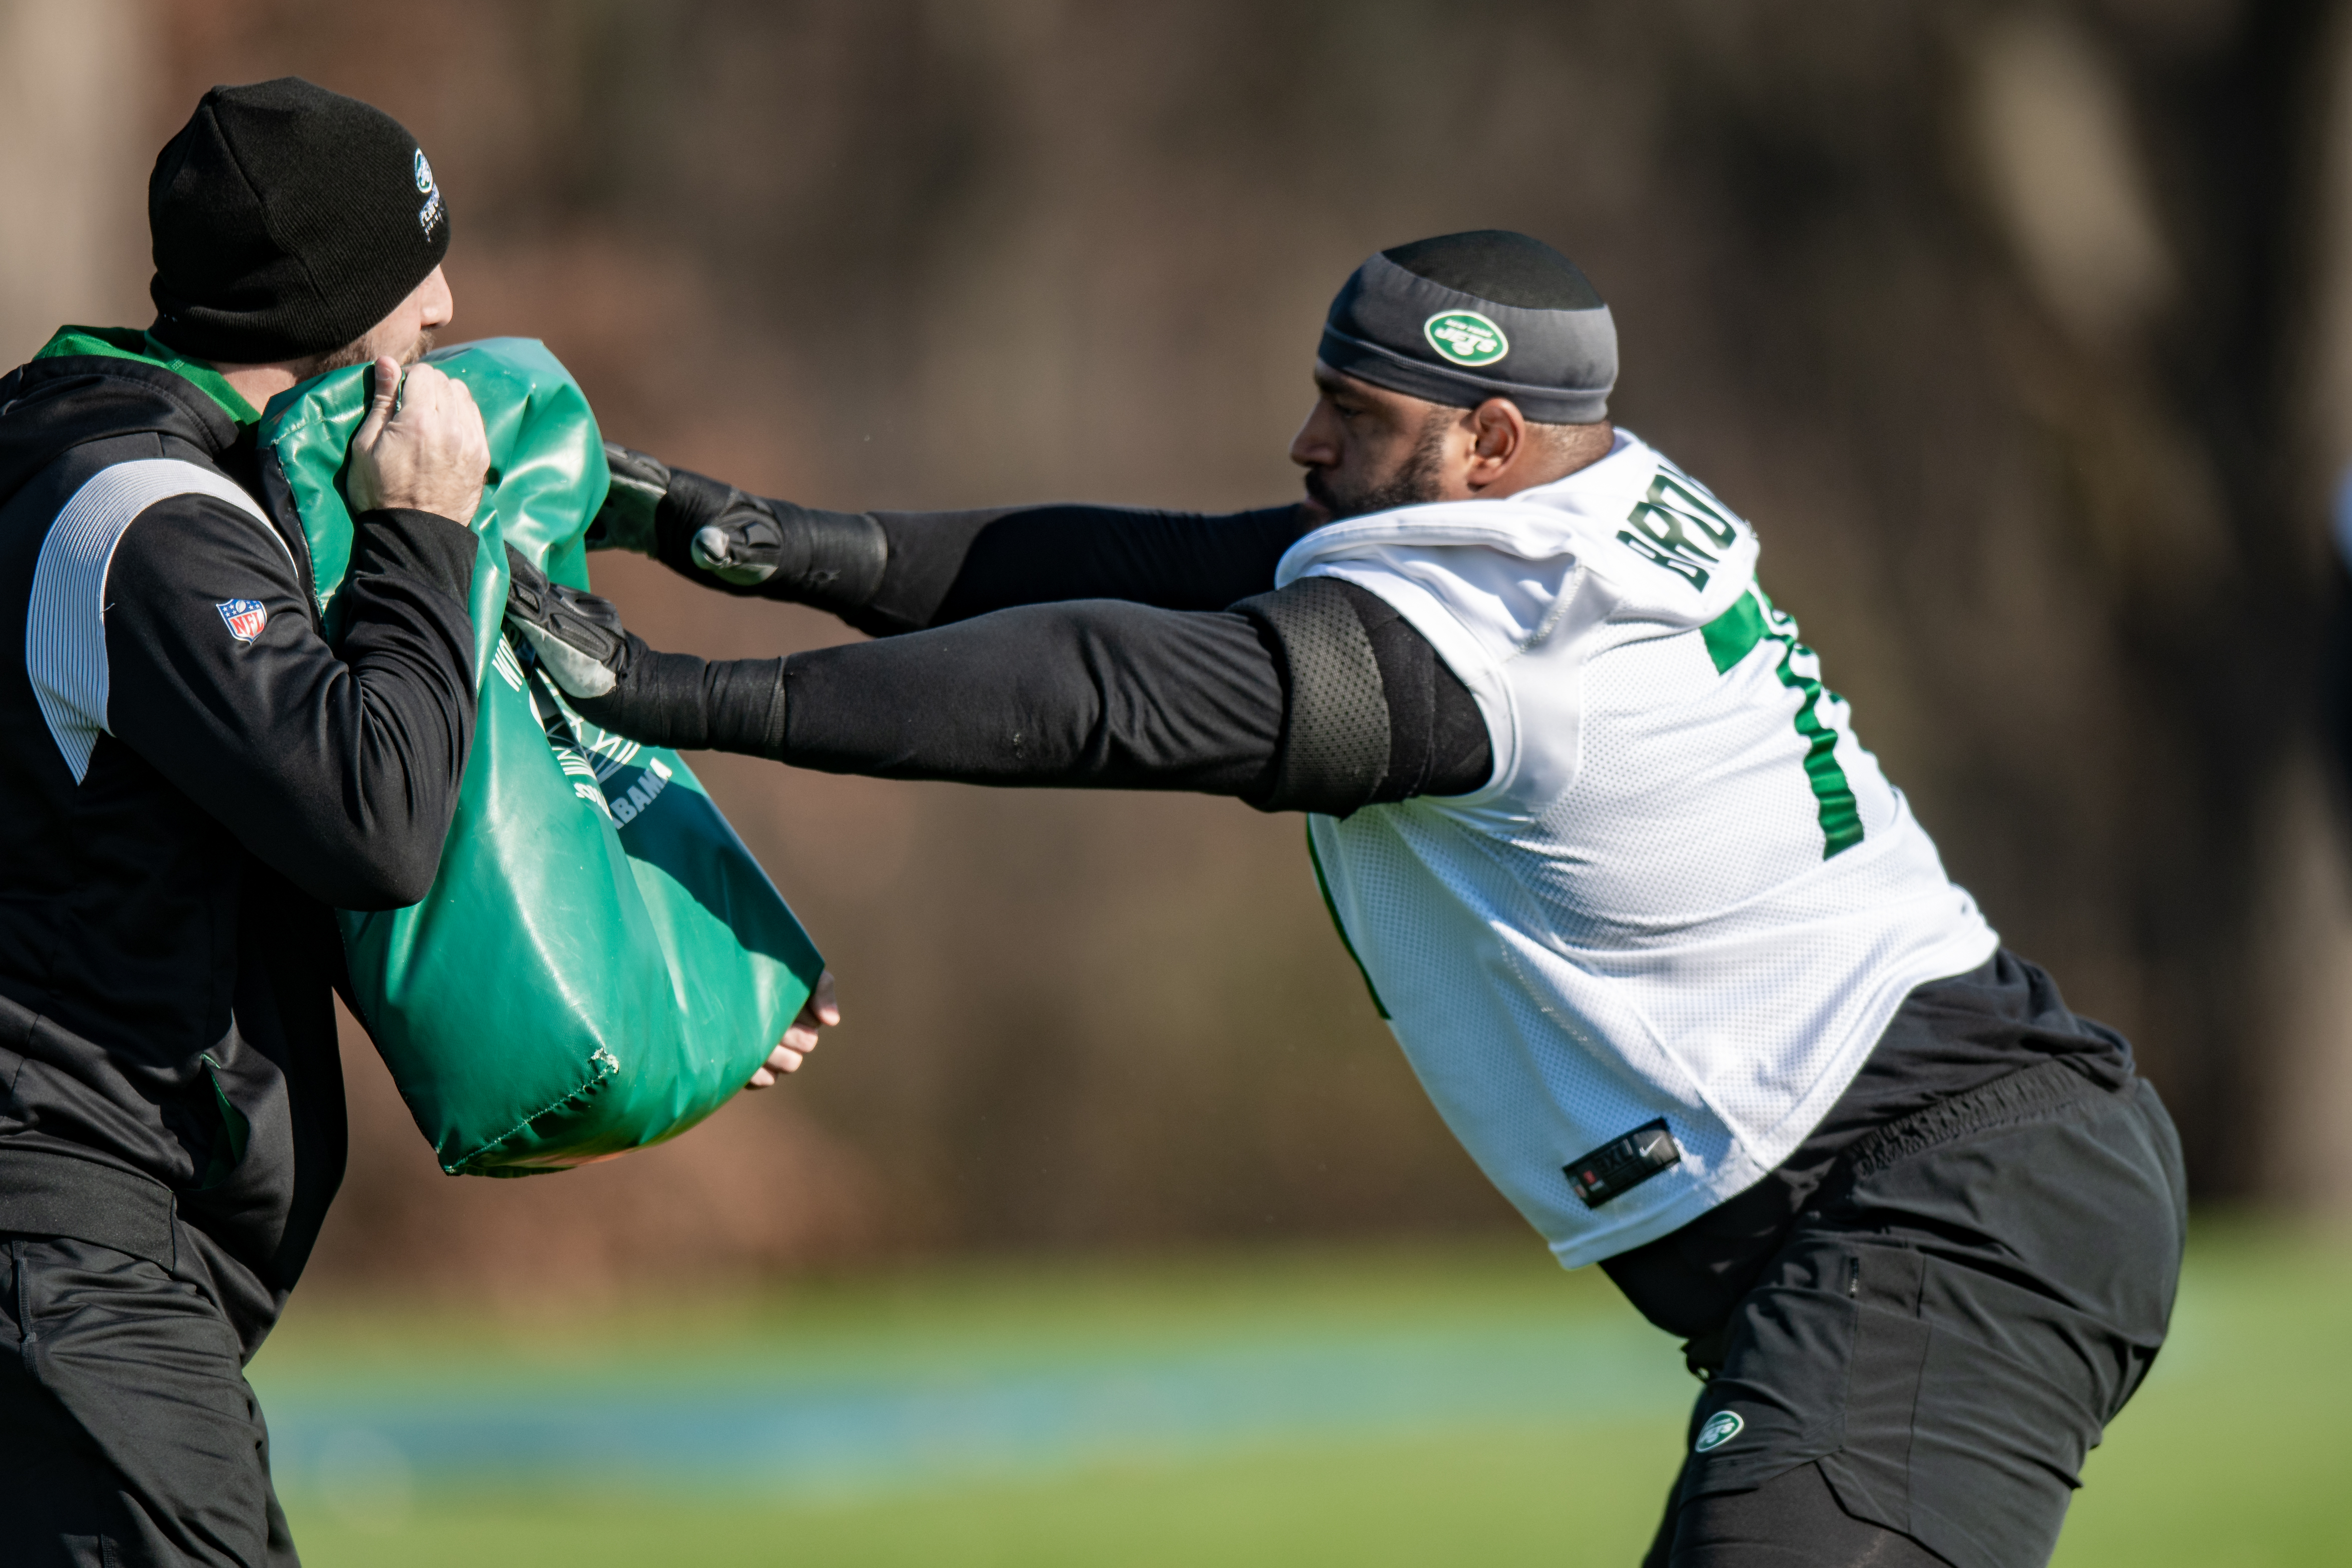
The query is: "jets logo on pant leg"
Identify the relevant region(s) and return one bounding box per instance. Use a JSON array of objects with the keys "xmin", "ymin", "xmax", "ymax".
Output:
[
  {"xmin": 1694, "ymin": 1410, "xmax": 1744, "ymax": 1453},
  {"xmin": 216, "ymin": 599, "xmax": 267, "ymax": 643}
]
